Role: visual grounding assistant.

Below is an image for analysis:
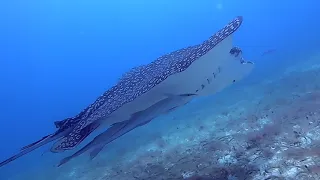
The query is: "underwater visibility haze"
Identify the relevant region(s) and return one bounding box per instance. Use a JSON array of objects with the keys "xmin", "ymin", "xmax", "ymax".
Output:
[{"xmin": 1, "ymin": 0, "xmax": 320, "ymax": 180}]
